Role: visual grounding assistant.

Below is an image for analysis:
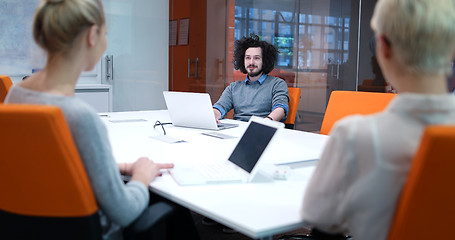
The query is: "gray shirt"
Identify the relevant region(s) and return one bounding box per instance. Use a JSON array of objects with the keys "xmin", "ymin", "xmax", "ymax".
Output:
[
  {"xmin": 213, "ymin": 74, "xmax": 289, "ymax": 122},
  {"xmin": 5, "ymin": 85, "xmax": 149, "ymax": 240}
]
